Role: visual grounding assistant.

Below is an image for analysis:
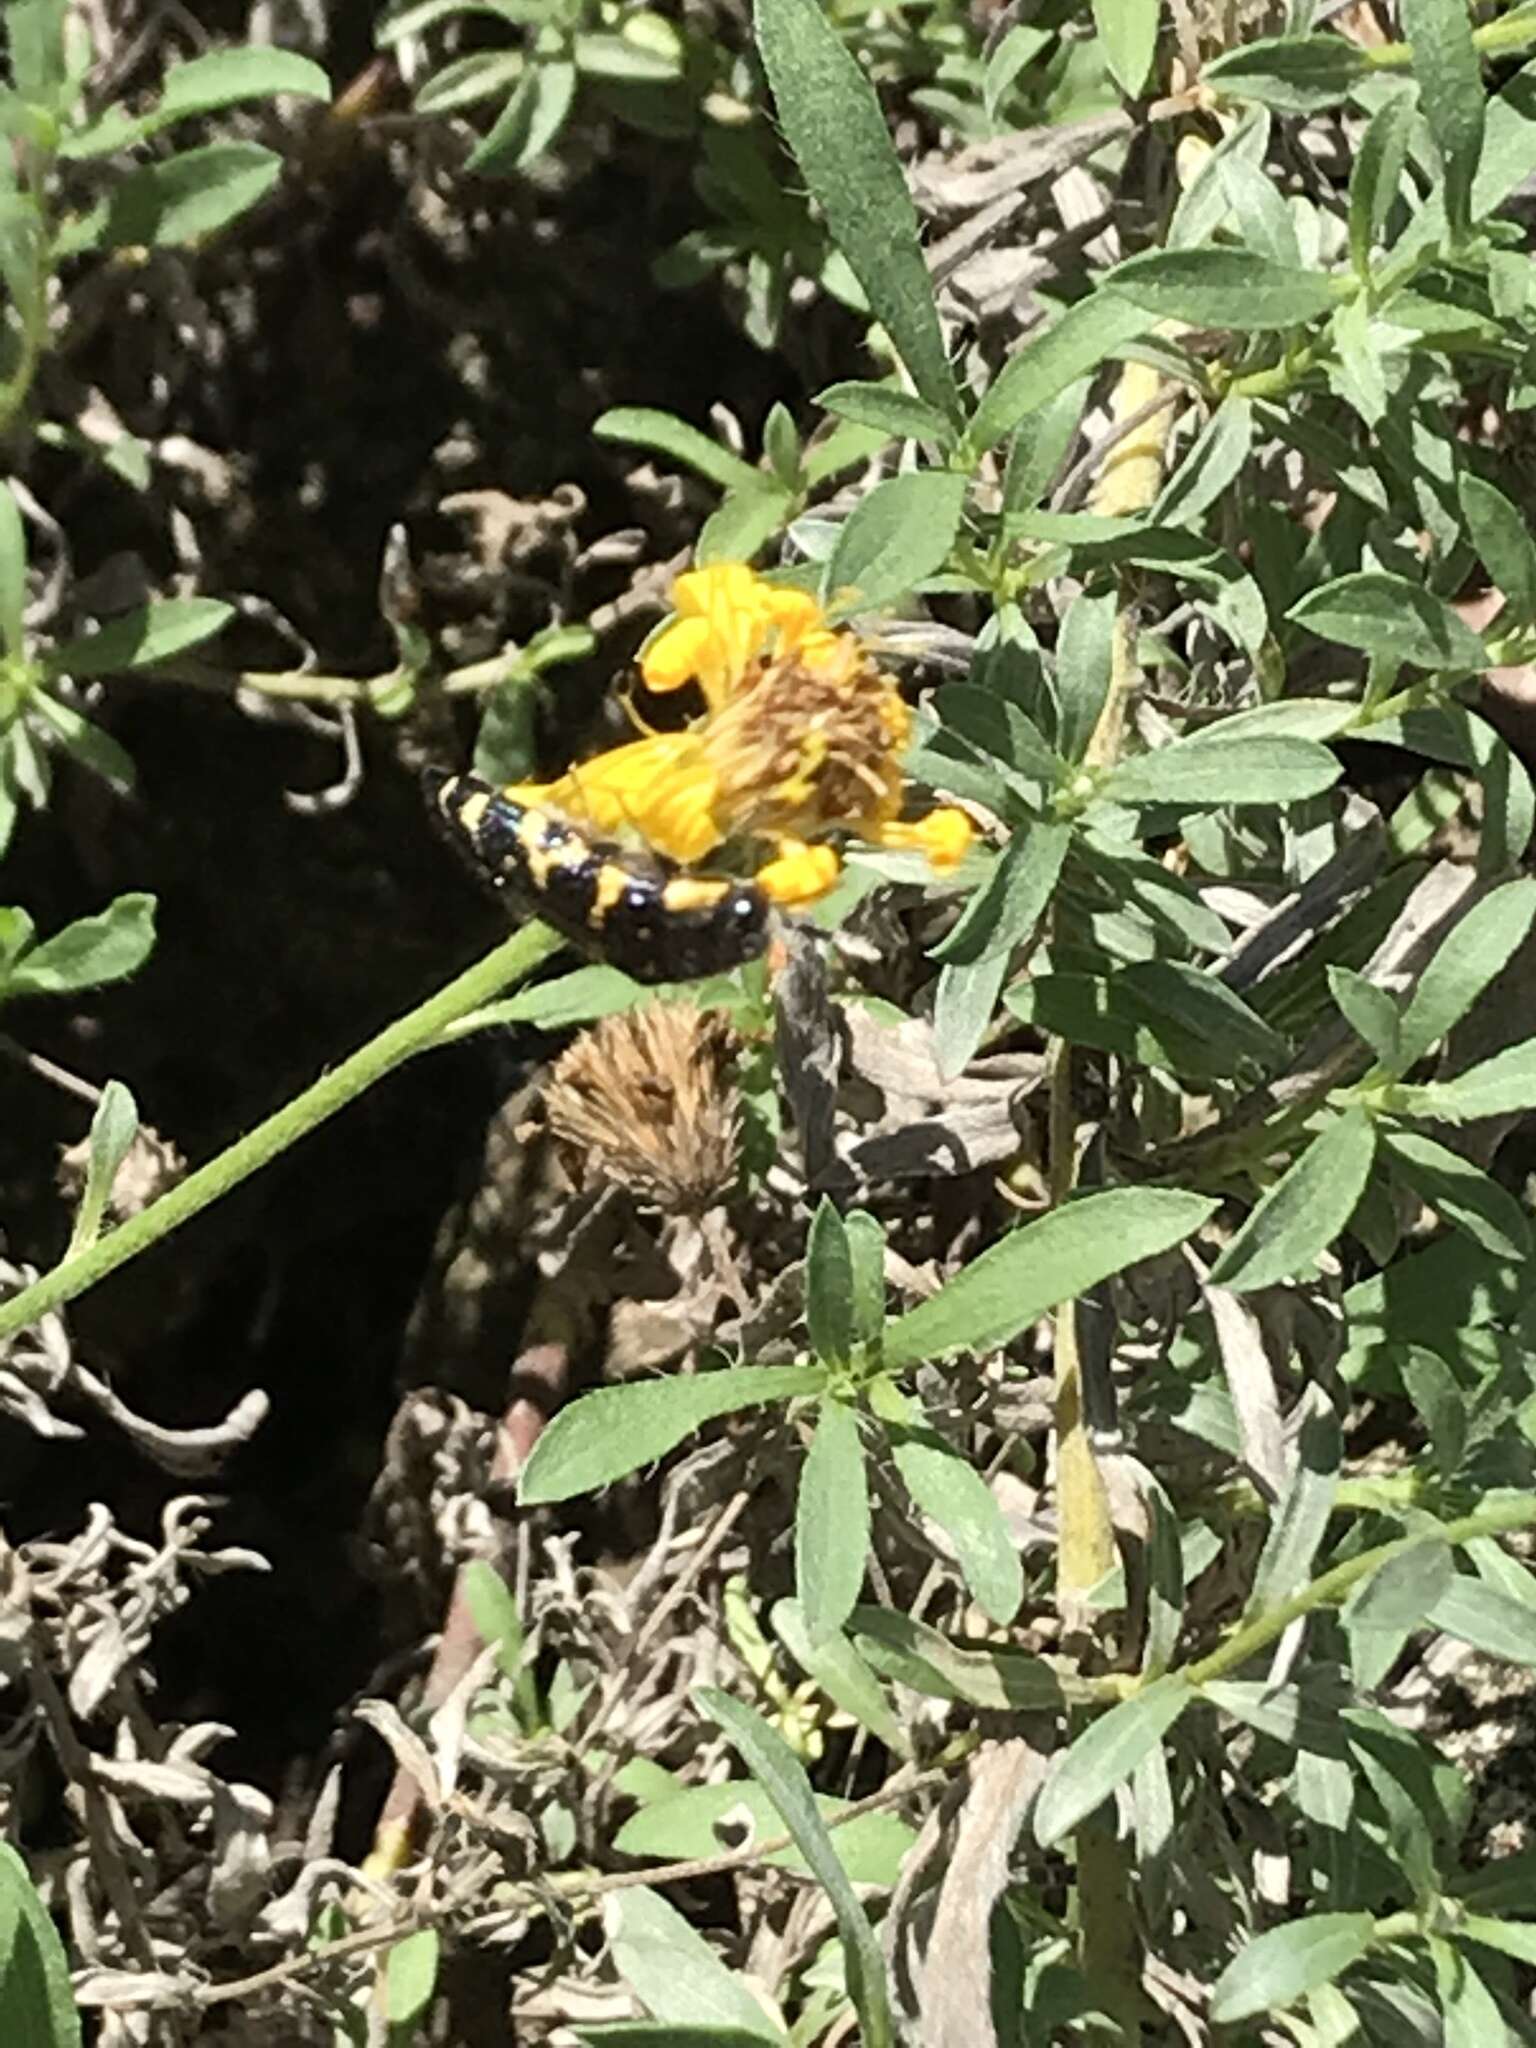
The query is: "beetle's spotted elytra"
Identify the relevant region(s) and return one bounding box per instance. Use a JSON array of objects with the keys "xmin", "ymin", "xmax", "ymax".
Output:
[{"xmin": 425, "ymin": 768, "xmax": 771, "ymax": 985}]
